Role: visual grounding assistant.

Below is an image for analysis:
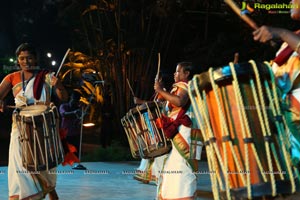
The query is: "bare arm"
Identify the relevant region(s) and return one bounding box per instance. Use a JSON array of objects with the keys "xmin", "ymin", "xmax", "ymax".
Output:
[
  {"xmin": 154, "ymin": 80, "xmax": 189, "ymax": 107},
  {"xmin": 61, "ymin": 108, "xmax": 81, "ymax": 118},
  {"xmin": 133, "ymin": 97, "xmax": 146, "ymax": 105},
  {"xmin": 0, "ymin": 80, "xmax": 12, "ymax": 112},
  {"xmin": 51, "ymin": 75, "xmax": 69, "ymax": 102},
  {"xmin": 253, "ymin": 26, "xmax": 300, "ymax": 53}
]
